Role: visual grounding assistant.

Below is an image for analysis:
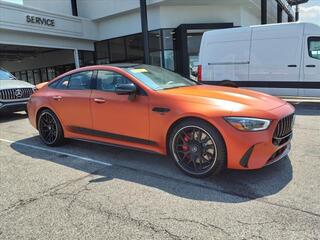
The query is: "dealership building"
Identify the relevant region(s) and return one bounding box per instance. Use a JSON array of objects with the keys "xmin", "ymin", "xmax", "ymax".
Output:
[{"xmin": 0, "ymin": 0, "xmax": 296, "ymax": 83}]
